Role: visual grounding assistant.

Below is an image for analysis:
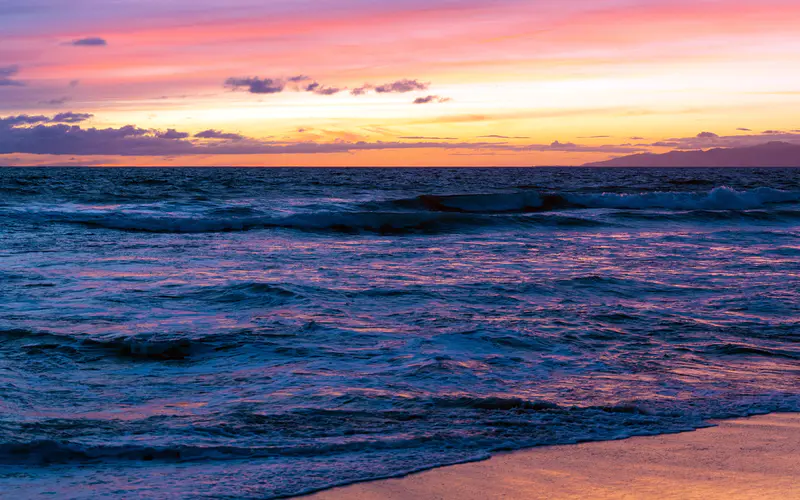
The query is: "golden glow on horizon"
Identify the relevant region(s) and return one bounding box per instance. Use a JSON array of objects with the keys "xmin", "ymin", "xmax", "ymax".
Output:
[{"xmin": 2, "ymin": 0, "xmax": 800, "ymax": 165}]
